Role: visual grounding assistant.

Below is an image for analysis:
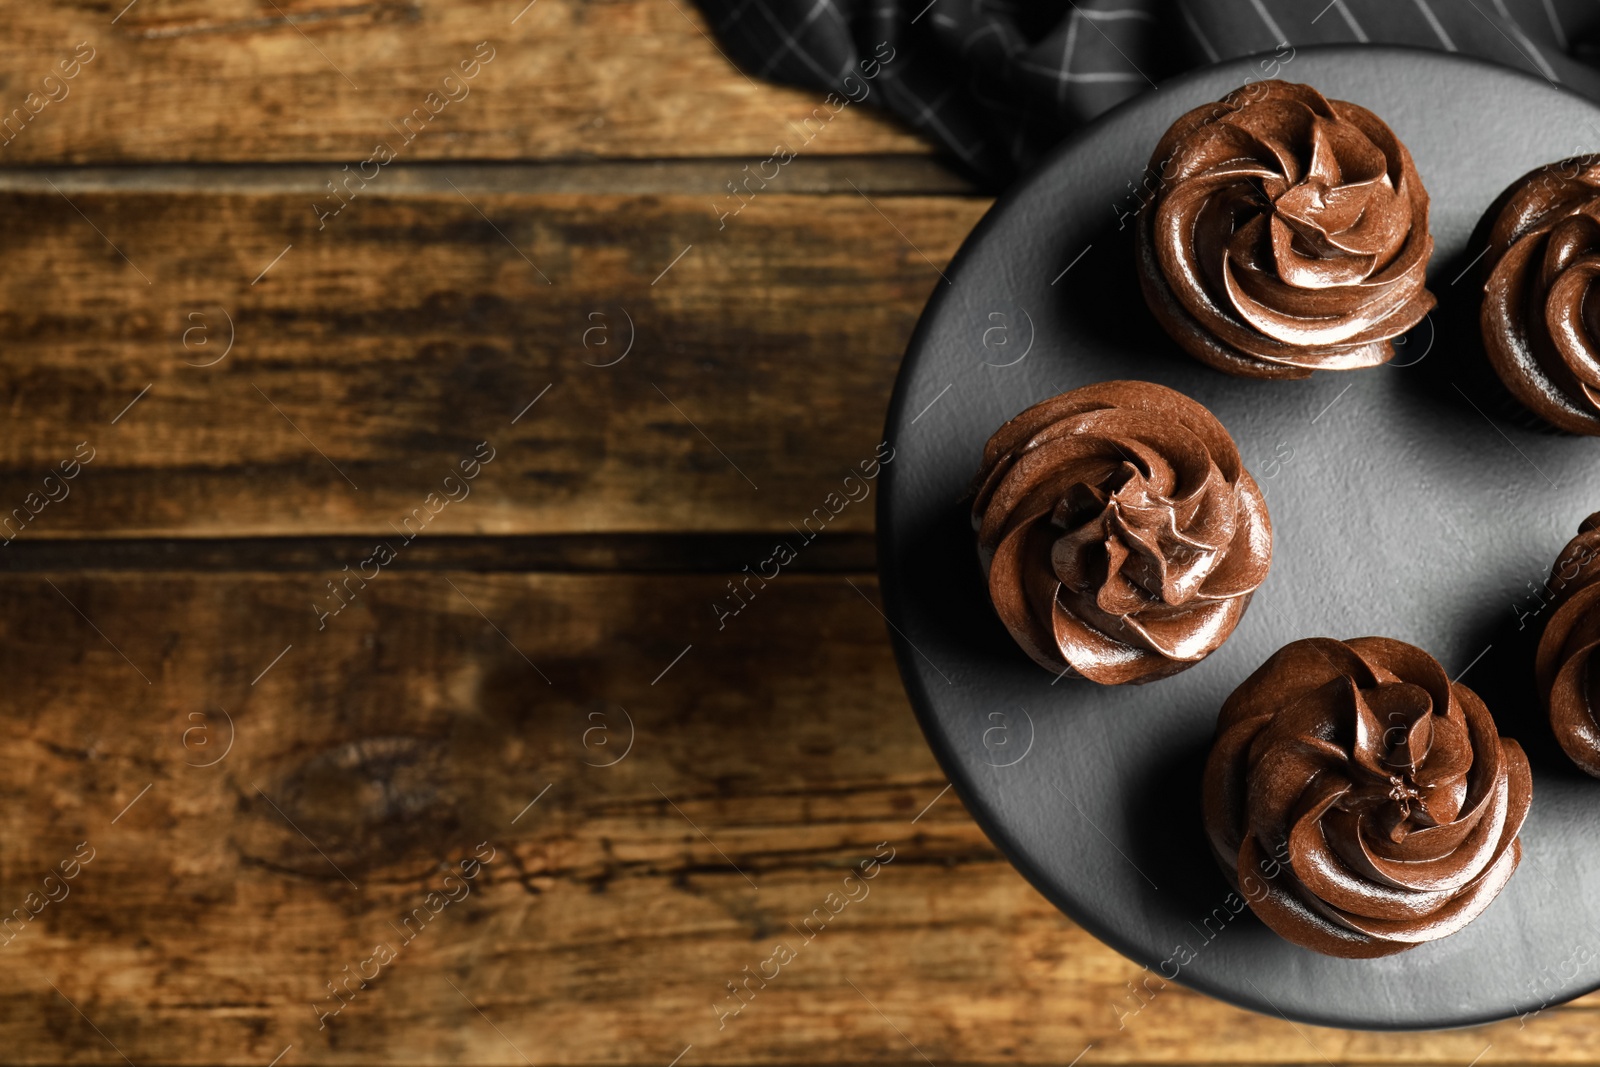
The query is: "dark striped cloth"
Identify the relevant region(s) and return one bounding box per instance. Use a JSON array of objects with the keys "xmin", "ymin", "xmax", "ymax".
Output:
[{"xmin": 694, "ymin": 0, "xmax": 1600, "ymax": 186}]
